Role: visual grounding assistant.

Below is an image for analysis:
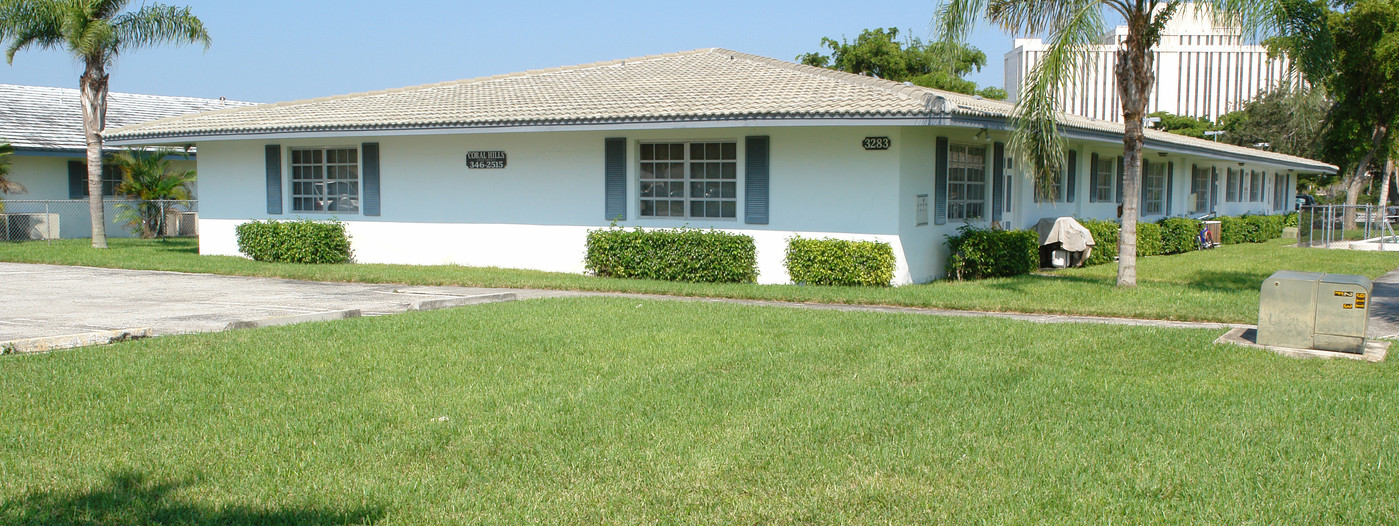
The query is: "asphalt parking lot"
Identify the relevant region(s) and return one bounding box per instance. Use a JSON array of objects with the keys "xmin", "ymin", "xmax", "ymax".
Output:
[{"xmin": 0, "ymin": 262, "xmax": 571, "ymax": 343}]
